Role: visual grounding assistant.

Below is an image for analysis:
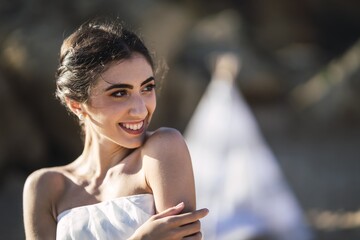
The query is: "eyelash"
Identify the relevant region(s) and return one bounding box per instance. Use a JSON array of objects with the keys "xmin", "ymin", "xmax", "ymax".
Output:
[
  {"xmin": 110, "ymin": 84, "xmax": 156, "ymax": 98},
  {"xmin": 111, "ymin": 90, "xmax": 128, "ymax": 97},
  {"xmin": 143, "ymin": 84, "xmax": 156, "ymax": 92}
]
